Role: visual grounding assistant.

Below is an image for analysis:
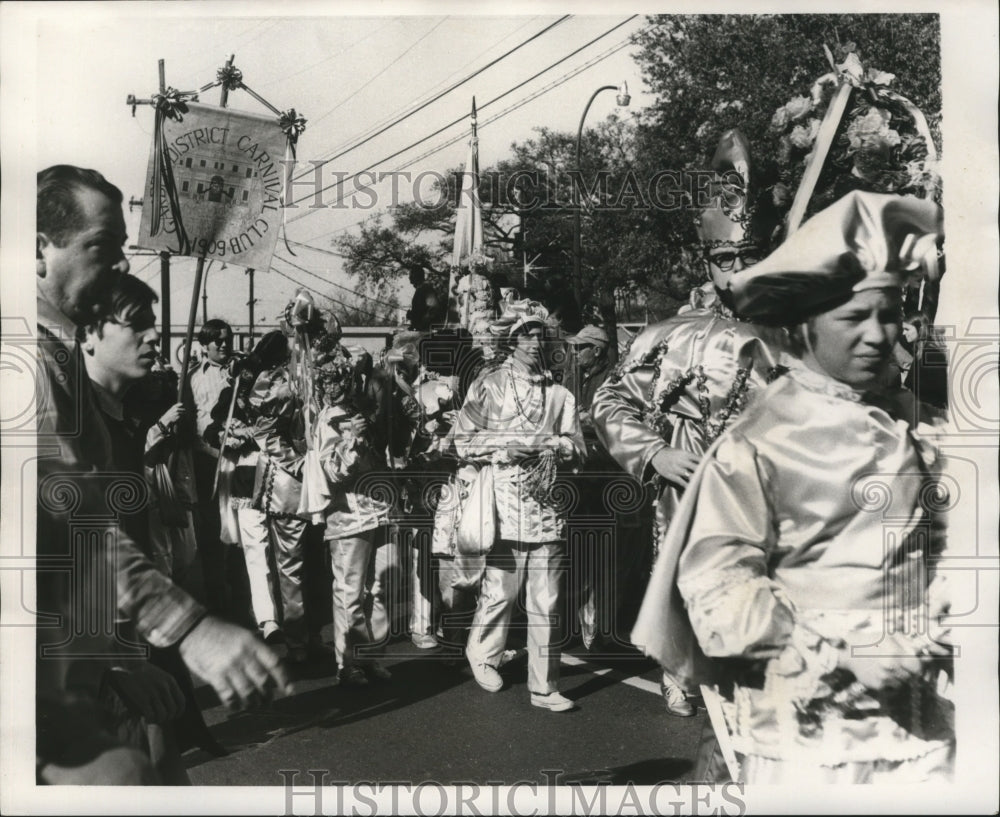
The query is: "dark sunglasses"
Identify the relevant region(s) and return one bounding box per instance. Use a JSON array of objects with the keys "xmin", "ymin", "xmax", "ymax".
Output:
[{"xmin": 705, "ymin": 248, "xmax": 763, "ymax": 272}]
